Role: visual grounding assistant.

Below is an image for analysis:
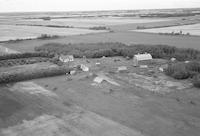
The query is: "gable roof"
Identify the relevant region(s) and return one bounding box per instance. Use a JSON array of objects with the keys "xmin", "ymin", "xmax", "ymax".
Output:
[
  {"xmin": 60, "ymin": 55, "xmax": 74, "ymax": 59},
  {"xmin": 134, "ymin": 53, "xmax": 152, "ymax": 61}
]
